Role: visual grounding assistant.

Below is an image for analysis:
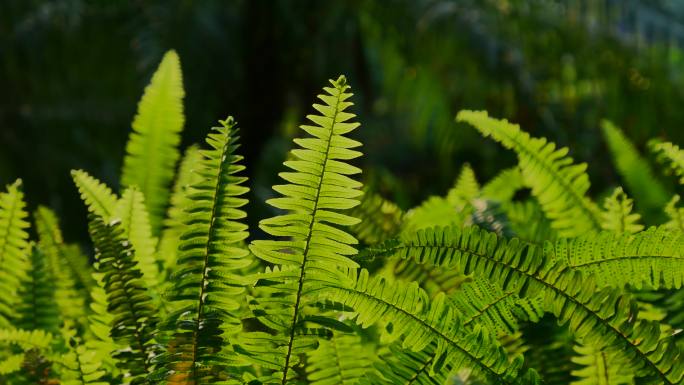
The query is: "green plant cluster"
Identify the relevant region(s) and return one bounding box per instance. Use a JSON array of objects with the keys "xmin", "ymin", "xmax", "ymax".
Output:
[{"xmin": 1, "ymin": 51, "xmax": 684, "ymax": 385}]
